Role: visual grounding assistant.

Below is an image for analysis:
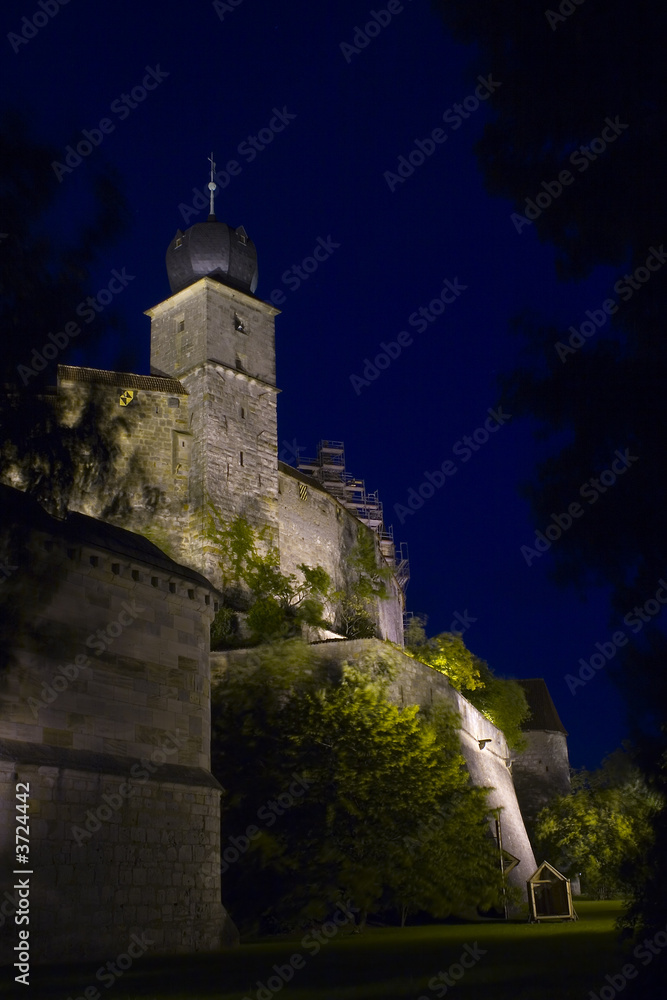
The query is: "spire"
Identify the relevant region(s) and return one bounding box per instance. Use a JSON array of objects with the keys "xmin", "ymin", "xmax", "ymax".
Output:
[{"xmin": 207, "ymin": 152, "xmax": 217, "ymax": 220}]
